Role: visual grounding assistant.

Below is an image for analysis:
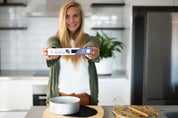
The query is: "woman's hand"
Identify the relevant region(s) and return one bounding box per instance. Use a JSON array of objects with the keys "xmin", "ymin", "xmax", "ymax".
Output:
[
  {"xmin": 85, "ymin": 47, "xmax": 100, "ymax": 59},
  {"xmin": 42, "ymin": 48, "xmax": 59, "ymax": 60}
]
